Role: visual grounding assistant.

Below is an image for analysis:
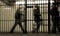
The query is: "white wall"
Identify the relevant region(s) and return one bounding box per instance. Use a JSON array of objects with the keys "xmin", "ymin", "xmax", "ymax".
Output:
[{"xmin": 0, "ymin": 4, "xmax": 48, "ymax": 32}]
